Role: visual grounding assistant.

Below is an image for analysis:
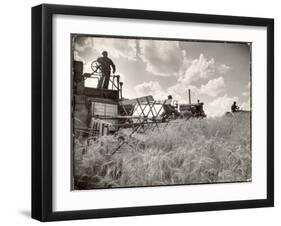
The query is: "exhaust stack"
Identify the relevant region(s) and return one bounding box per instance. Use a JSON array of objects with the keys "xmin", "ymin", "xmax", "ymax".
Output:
[{"xmin": 188, "ymin": 89, "xmax": 191, "ymax": 104}]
